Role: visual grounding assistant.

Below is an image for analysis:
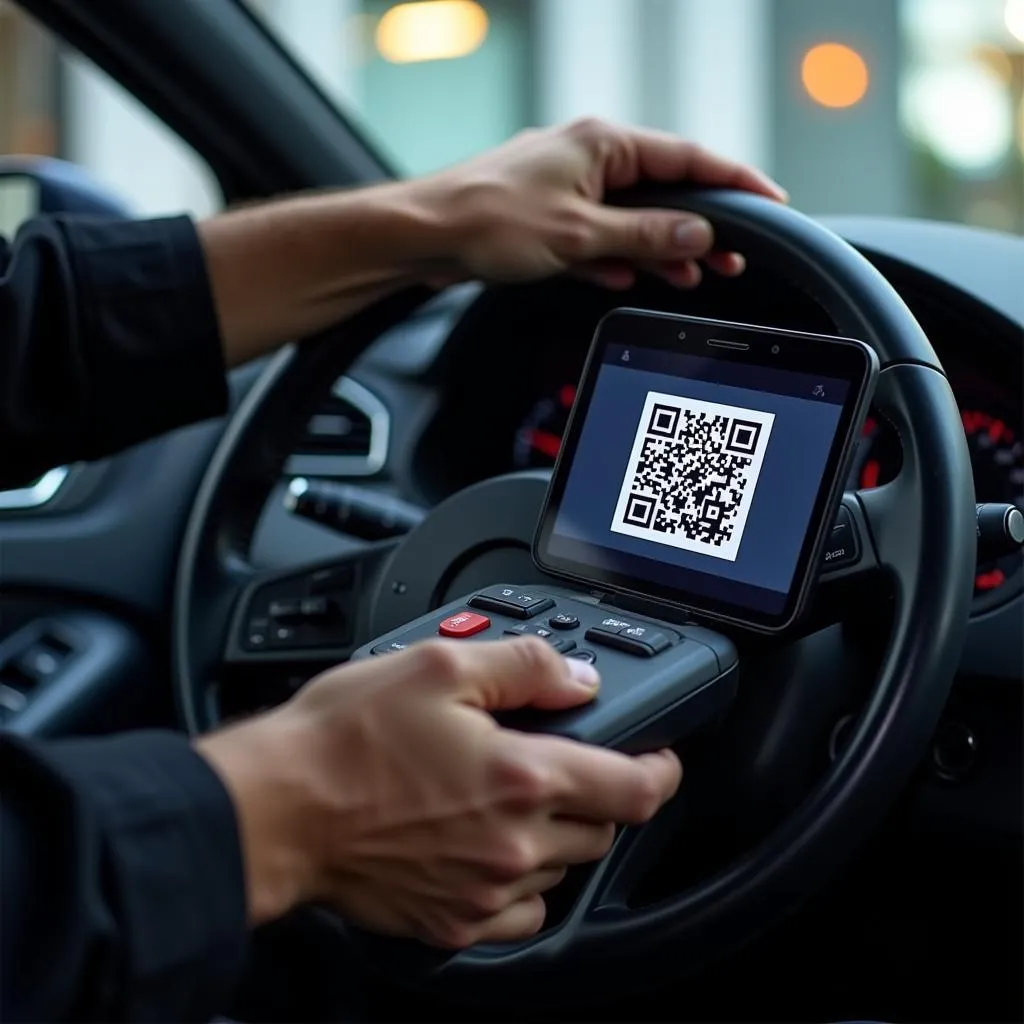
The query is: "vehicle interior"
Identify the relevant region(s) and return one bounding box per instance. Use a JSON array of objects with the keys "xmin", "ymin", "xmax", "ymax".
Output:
[{"xmin": 1, "ymin": 0, "xmax": 1022, "ymax": 1021}]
